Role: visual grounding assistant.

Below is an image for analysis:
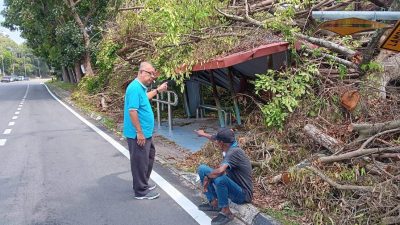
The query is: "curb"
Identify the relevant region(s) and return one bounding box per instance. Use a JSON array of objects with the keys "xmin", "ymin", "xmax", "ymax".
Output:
[{"xmin": 174, "ymin": 169, "xmax": 282, "ymax": 225}]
